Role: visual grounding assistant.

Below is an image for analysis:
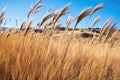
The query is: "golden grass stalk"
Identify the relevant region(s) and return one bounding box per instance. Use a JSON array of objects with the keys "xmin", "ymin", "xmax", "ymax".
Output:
[
  {"xmin": 100, "ymin": 18, "xmax": 112, "ymax": 35},
  {"xmin": 99, "ymin": 18, "xmax": 117, "ymax": 42},
  {"xmin": 33, "ymin": 0, "xmax": 42, "ymax": 9},
  {"xmin": 0, "ymin": 7, "xmax": 7, "ymax": 25},
  {"xmin": 103, "ymin": 23, "xmax": 117, "ymax": 42},
  {"xmin": 27, "ymin": 5, "xmax": 33, "ymax": 18},
  {"xmin": 24, "ymin": 19, "xmax": 32, "ymax": 36},
  {"xmin": 92, "ymin": 16, "xmax": 101, "ymax": 27},
  {"xmin": 86, "ymin": 3, "xmax": 104, "ymax": 28},
  {"xmin": 52, "ymin": 10, "xmax": 59, "ymax": 21},
  {"xmin": 32, "ymin": 5, "xmax": 42, "ymax": 15},
  {"xmin": 20, "ymin": 19, "xmax": 27, "ymax": 29},
  {"xmin": 74, "ymin": 7, "xmax": 92, "ymax": 29},
  {"xmin": 66, "ymin": 16, "xmax": 73, "ymax": 30},
  {"xmin": 90, "ymin": 16, "xmax": 101, "ymax": 32},
  {"xmin": 43, "ymin": 20, "xmax": 53, "ymax": 31},
  {"xmin": 27, "ymin": 0, "xmax": 42, "ymax": 18},
  {"xmin": 53, "ymin": 3, "xmax": 70, "ymax": 23},
  {"xmin": 37, "ymin": 13, "xmax": 53, "ymax": 28},
  {"xmin": 53, "ymin": 22, "xmax": 61, "ymax": 30},
  {"xmin": 91, "ymin": 3, "xmax": 104, "ymax": 15}
]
